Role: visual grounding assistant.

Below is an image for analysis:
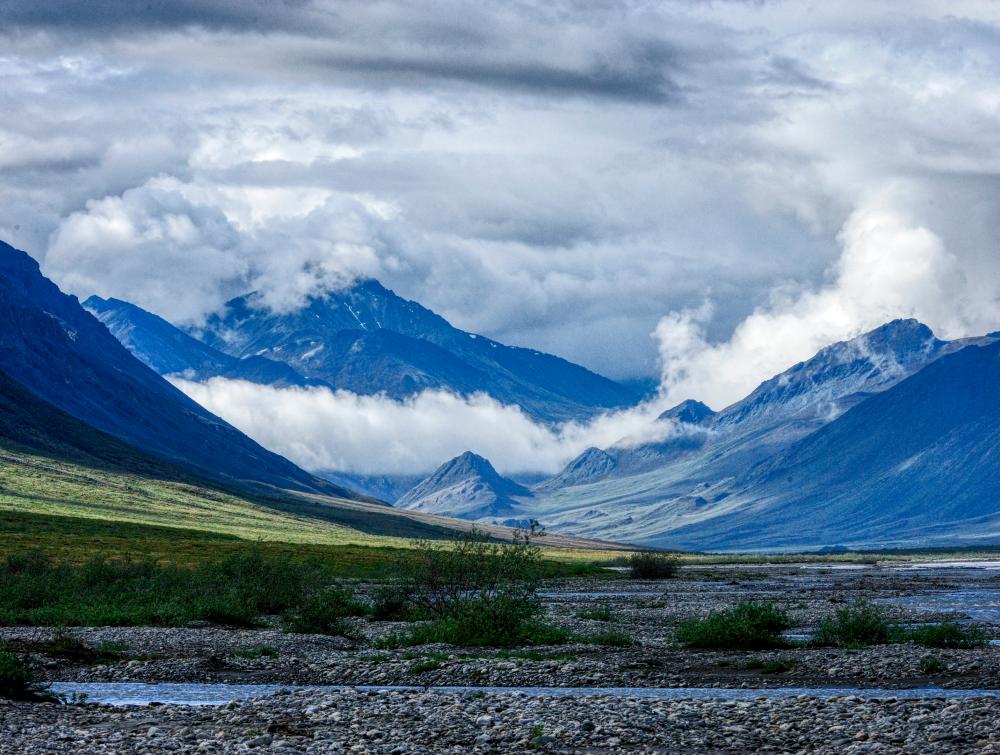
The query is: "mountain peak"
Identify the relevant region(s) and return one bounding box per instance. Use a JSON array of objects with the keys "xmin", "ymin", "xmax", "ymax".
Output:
[
  {"xmin": 397, "ymin": 451, "xmax": 531, "ymax": 519},
  {"xmin": 658, "ymin": 399, "xmax": 715, "ymax": 425}
]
